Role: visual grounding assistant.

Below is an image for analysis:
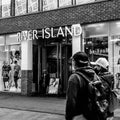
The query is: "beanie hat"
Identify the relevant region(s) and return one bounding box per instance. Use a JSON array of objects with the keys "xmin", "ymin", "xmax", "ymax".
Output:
[
  {"xmin": 95, "ymin": 57, "xmax": 109, "ymax": 69},
  {"xmin": 72, "ymin": 52, "xmax": 89, "ymax": 65}
]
